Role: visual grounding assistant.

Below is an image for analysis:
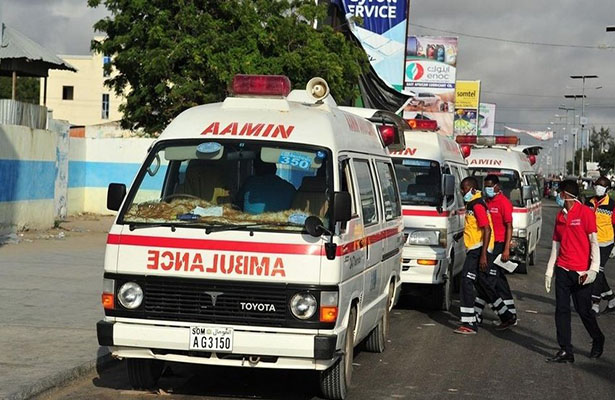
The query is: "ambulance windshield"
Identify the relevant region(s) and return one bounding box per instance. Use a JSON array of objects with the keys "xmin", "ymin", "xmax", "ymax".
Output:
[
  {"xmin": 393, "ymin": 158, "xmax": 442, "ymax": 206},
  {"xmin": 471, "ymin": 168, "xmax": 523, "ymax": 206},
  {"xmin": 120, "ymin": 140, "xmax": 331, "ymax": 232}
]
